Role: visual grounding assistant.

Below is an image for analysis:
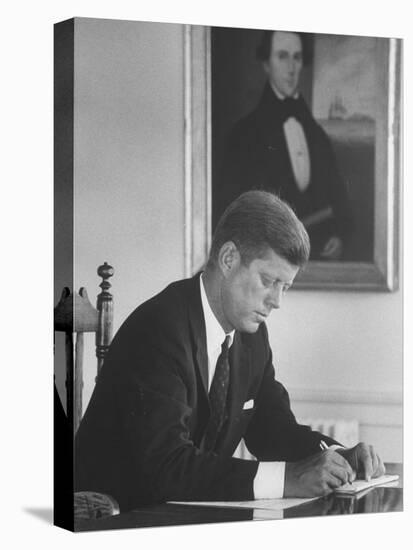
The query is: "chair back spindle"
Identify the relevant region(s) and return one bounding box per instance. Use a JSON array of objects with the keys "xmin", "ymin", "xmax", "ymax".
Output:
[{"xmin": 96, "ymin": 262, "xmax": 114, "ymax": 378}]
